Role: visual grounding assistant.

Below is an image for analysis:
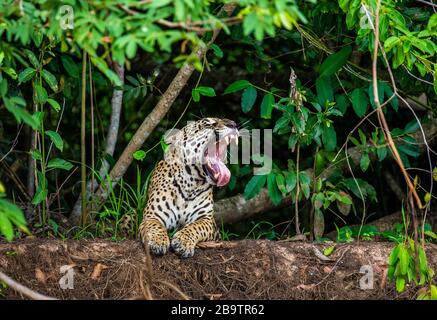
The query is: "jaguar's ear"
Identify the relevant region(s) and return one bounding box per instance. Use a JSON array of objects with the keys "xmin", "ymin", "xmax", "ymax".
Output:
[{"xmin": 164, "ymin": 128, "xmax": 182, "ymax": 145}]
